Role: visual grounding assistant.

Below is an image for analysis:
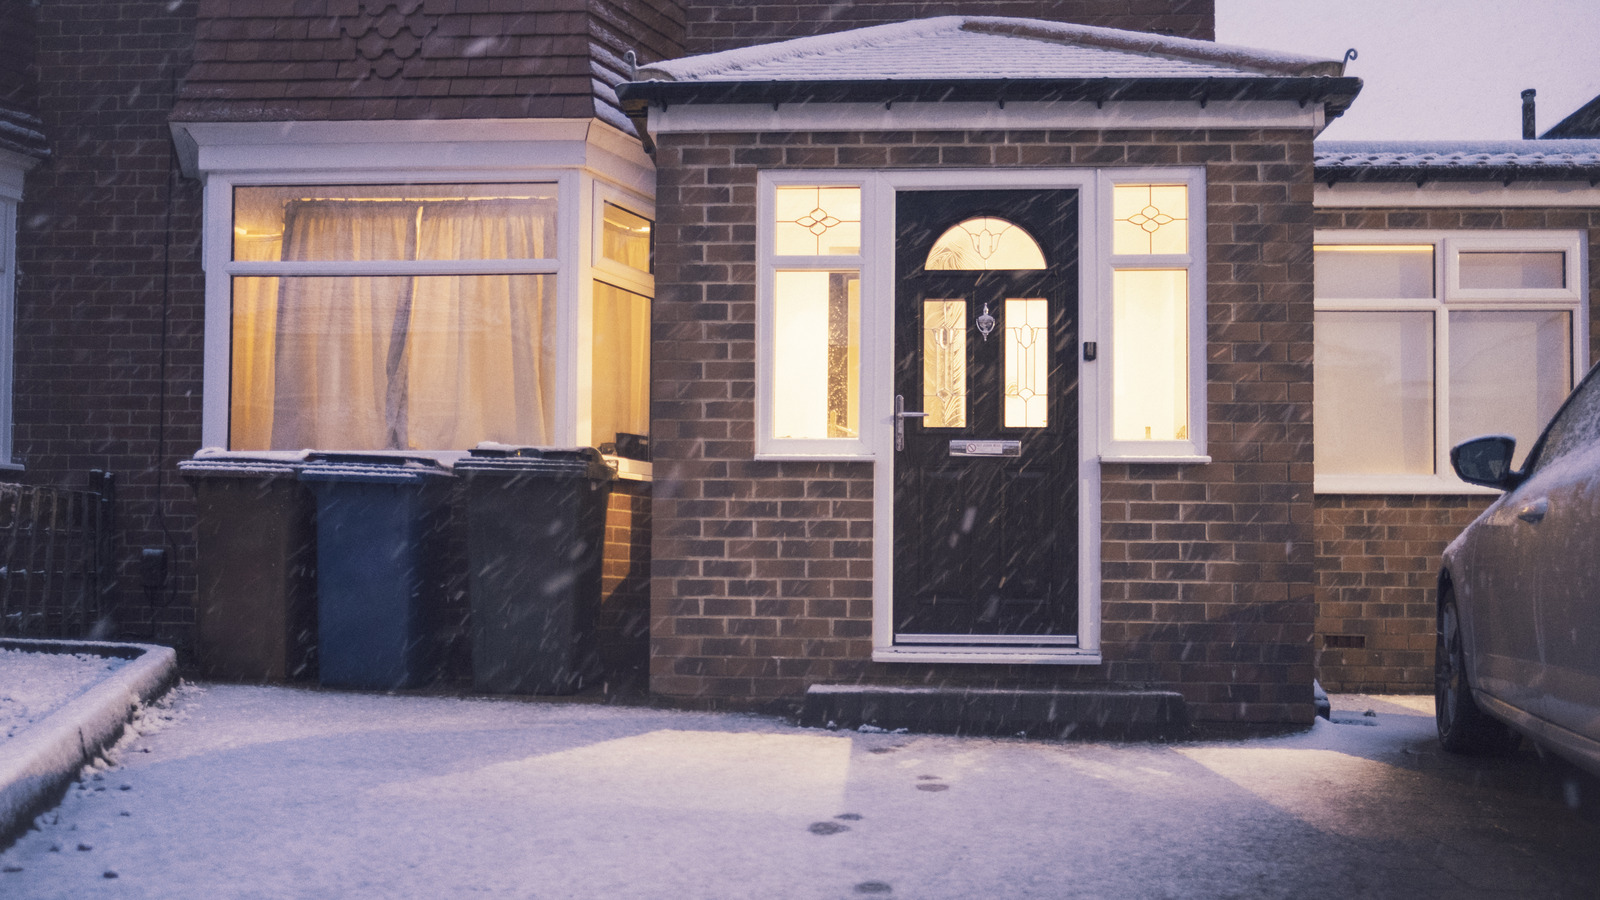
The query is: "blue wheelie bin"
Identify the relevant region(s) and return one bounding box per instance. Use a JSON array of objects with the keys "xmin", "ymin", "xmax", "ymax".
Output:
[
  {"xmin": 299, "ymin": 453, "xmax": 452, "ymax": 690},
  {"xmin": 456, "ymin": 446, "xmax": 613, "ymax": 694}
]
